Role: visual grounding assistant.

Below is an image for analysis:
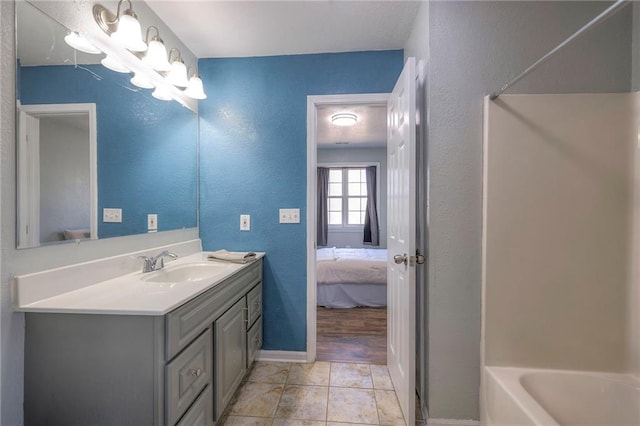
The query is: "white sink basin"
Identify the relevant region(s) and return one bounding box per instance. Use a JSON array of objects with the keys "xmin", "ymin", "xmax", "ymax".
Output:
[{"xmin": 141, "ymin": 262, "xmax": 236, "ymax": 283}]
